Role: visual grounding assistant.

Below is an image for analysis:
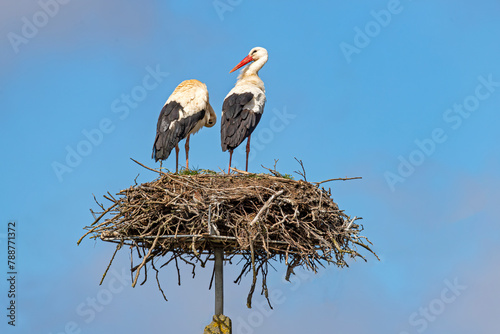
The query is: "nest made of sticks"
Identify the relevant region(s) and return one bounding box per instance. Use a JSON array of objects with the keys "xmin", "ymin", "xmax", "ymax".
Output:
[{"xmin": 78, "ymin": 160, "xmax": 378, "ymax": 308}]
